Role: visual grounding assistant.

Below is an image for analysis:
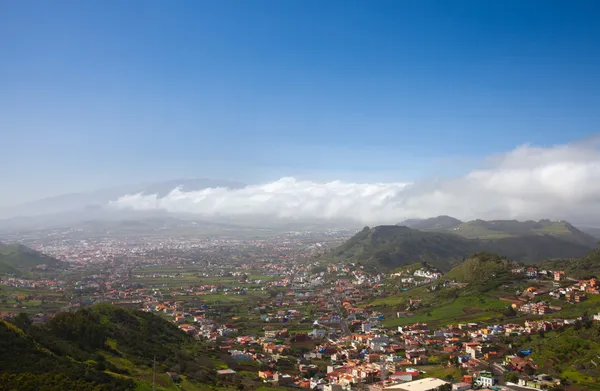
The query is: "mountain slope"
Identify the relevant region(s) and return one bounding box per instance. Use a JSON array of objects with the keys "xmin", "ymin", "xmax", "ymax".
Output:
[
  {"xmin": 400, "ymin": 217, "xmax": 598, "ymax": 247},
  {"xmin": 0, "ymin": 260, "xmax": 18, "ymax": 275},
  {"xmin": 330, "ymin": 225, "xmax": 594, "ymax": 270},
  {"xmin": 0, "ymin": 242, "xmax": 61, "ymax": 270},
  {"xmin": 0, "ymin": 304, "xmax": 232, "ymax": 391},
  {"xmin": 399, "ymin": 215, "xmax": 463, "ymax": 231},
  {"xmin": 455, "ymin": 219, "xmax": 598, "ymax": 247},
  {"xmin": 444, "ymin": 252, "xmax": 517, "ymax": 284},
  {"xmin": 540, "ymin": 248, "xmax": 600, "ymax": 279},
  {"xmin": 330, "ymin": 226, "xmax": 473, "ymax": 271}
]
